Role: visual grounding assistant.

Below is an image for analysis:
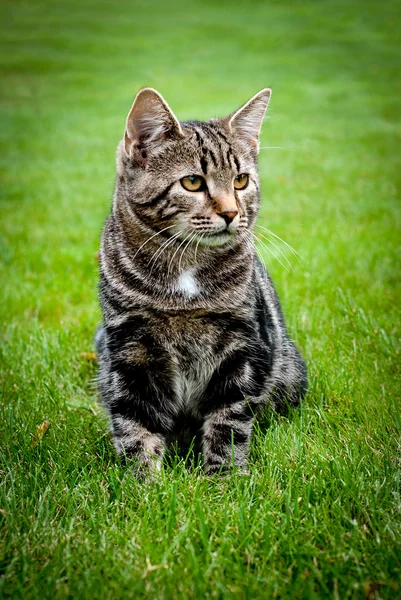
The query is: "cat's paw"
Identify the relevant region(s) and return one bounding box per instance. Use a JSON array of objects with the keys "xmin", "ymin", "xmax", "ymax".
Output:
[
  {"xmin": 204, "ymin": 463, "xmax": 249, "ymax": 477},
  {"xmin": 121, "ymin": 456, "xmax": 163, "ymax": 483}
]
